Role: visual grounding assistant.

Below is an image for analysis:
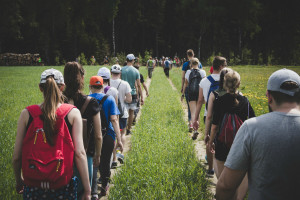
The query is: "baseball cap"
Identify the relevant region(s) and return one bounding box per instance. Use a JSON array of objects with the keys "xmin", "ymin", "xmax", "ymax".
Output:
[
  {"xmin": 126, "ymin": 54, "xmax": 135, "ymax": 61},
  {"xmin": 267, "ymin": 68, "xmax": 300, "ymax": 96},
  {"xmin": 40, "ymin": 68, "xmax": 64, "ymax": 84},
  {"xmin": 89, "ymin": 76, "xmax": 103, "ymax": 86},
  {"xmin": 97, "ymin": 67, "xmax": 111, "ymax": 79},
  {"xmin": 111, "ymin": 64, "xmax": 122, "ymax": 73}
]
